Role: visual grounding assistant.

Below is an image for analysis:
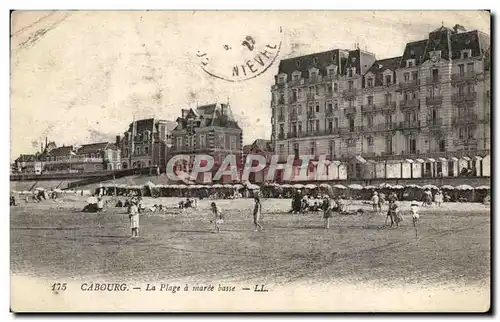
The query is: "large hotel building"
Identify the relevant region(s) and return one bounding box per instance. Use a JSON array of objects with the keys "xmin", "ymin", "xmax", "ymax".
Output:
[{"xmin": 271, "ymin": 25, "xmax": 491, "ymax": 181}]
